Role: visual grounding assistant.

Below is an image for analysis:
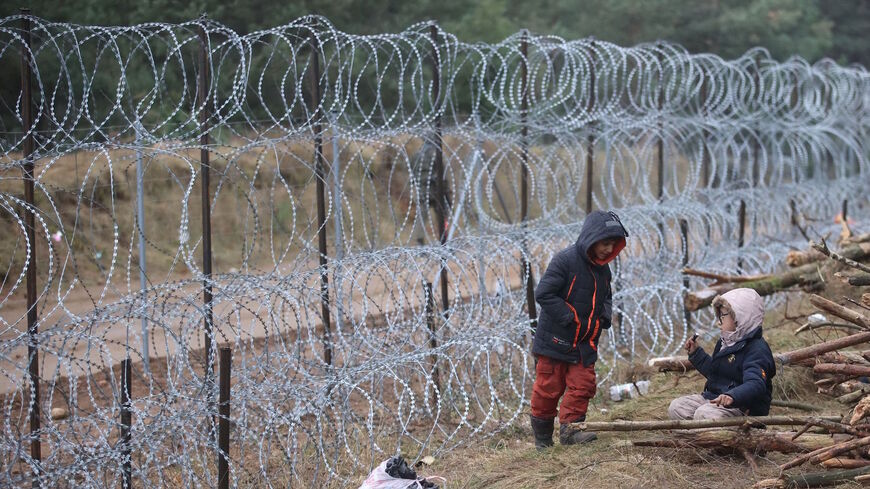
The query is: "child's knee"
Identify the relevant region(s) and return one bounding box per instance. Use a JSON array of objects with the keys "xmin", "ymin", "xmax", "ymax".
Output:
[
  {"xmin": 668, "ymin": 397, "xmax": 693, "ymax": 420},
  {"xmin": 692, "ymin": 404, "xmax": 726, "ymax": 421}
]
